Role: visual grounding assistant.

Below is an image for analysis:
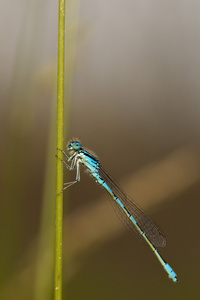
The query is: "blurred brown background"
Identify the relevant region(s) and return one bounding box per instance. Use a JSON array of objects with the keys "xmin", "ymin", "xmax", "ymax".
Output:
[{"xmin": 1, "ymin": 0, "xmax": 200, "ymax": 299}]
